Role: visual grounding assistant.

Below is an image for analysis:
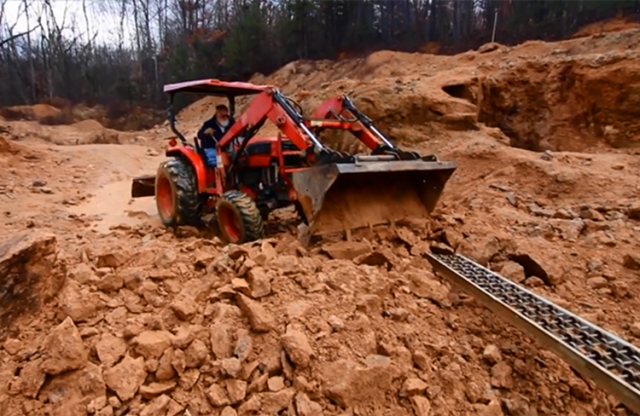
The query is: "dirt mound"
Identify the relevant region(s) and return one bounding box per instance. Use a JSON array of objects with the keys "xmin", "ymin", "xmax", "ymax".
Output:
[
  {"xmin": 0, "ymin": 104, "xmax": 61, "ymax": 122},
  {"xmin": 72, "ymin": 119, "xmax": 106, "ymax": 133},
  {"xmin": 0, "ymin": 103, "xmax": 165, "ymax": 134},
  {"xmin": 478, "ymin": 50, "xmax": 640, "ymax": 151},
  {"xmin": 37, "ymin": 120, "xmax": 137, "ymax": 146},
  {"xmin": 573, "ymin": 16, "xmax": 640, "ymax": 38},
  {"xmin": 0, "ymin": 217, "xmax": 620, "ymax": 416}
]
